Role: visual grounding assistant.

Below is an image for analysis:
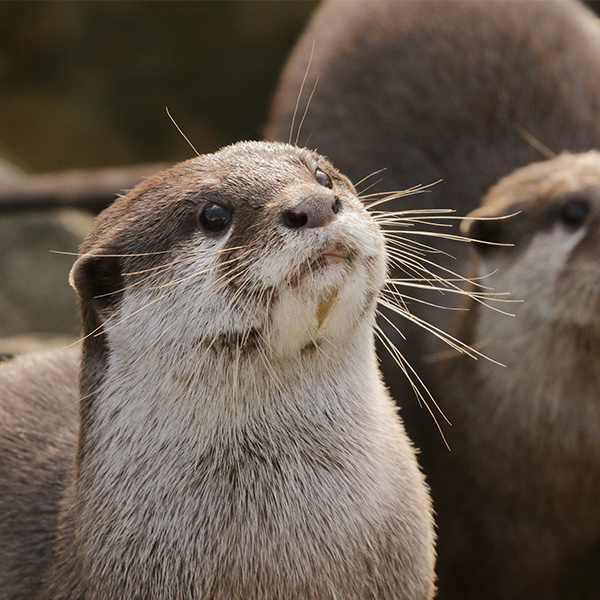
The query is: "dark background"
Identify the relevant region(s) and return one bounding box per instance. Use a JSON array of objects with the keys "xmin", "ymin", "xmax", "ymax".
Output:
[{"xmin": 0, "ymin": 1, "xmax": 318, "ymax": 174}]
